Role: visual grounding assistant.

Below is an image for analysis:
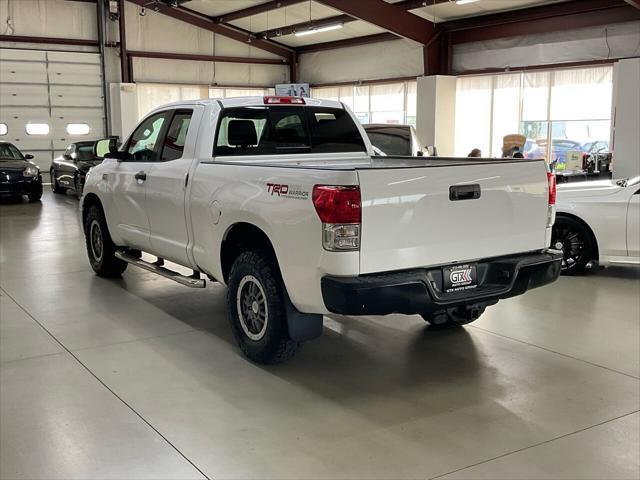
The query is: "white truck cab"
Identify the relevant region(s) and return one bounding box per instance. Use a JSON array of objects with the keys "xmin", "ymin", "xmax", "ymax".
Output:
[{"xmin": 83, "ymin": 96, "xmax": 562, "ymax": 363}]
